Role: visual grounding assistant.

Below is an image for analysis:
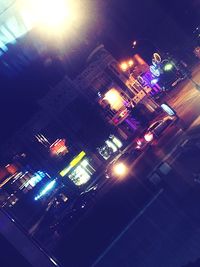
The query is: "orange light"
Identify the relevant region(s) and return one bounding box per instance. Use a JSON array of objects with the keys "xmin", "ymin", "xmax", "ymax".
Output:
[
  {"xmin": 113, "ymin": 162, "xmax": 128, "ymax": 177},
  {"xmin": 104, "ymin": 88, "xmax": 124, "ymax": 111},
  {"xmin": 50, "ymin": 139, "xmax": 68, "ymax": 157},
  {"xmin": 120, "ymin": 62, "xmax": 128, "ymax": 71},
  {"xmin": 128, "ymin": 59, "xmax": 134, "ymax": 67},
  {"xmin": 6, "ymin": 164, "xmax": 18, "ymax": 175}
]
